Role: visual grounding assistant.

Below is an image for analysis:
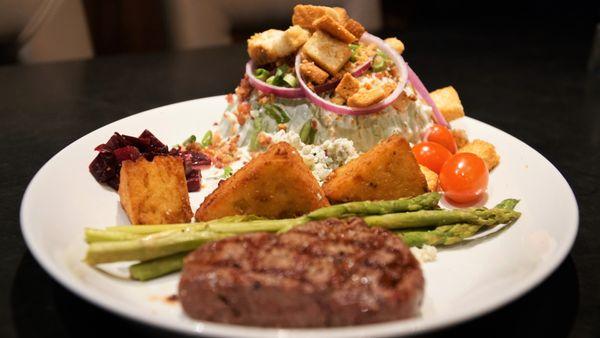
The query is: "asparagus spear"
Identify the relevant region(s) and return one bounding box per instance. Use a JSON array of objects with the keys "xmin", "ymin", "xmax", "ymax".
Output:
[
  {"xmin": 307, "ymin": 192, "xmax": 441, "ymax": 219},
  {"xmin": 130, "ymin": 251, "xmax": 189, "ymax": 281},
  {"xmin": 85, "ymin": 230, "xmax": 234, "ymax": 265},
  {"xmin": 85, "ymin": 228, "xmax": 143, "ymax": 243},
  {"xmin": 363, "ymin": 204, "xmax": 520, "ymax": 229},
  {"xmin": 397, "ymin": 199, "xmax": 521, "ymax": 247}
]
